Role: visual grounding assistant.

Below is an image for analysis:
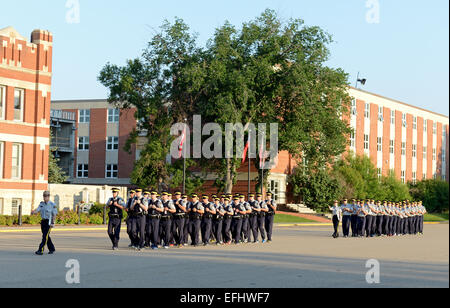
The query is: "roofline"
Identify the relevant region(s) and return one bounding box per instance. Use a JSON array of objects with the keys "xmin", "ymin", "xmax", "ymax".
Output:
[
  {"xmin": 349, "ymin": 86, "xmax": 449, "ymax": 119},
  {"xmin": 51, "ymin": 99, "xmax": 108, "ymax": 103}
]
